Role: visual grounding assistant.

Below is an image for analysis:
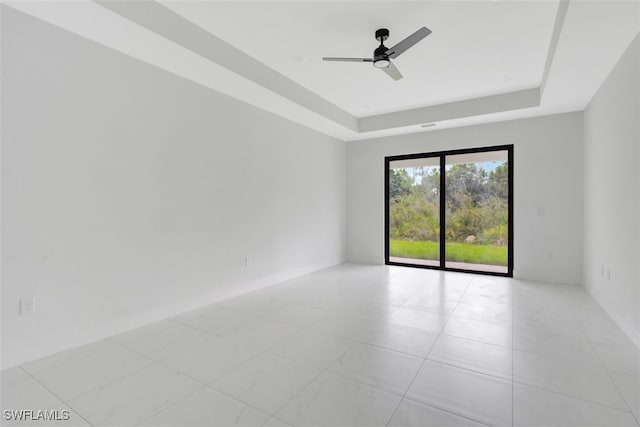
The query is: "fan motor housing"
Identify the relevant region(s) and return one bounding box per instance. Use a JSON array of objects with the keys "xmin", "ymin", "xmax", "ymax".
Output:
[{"xmin": 374, "ymin": 45, "xmax": 388, "ymax": 59}]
